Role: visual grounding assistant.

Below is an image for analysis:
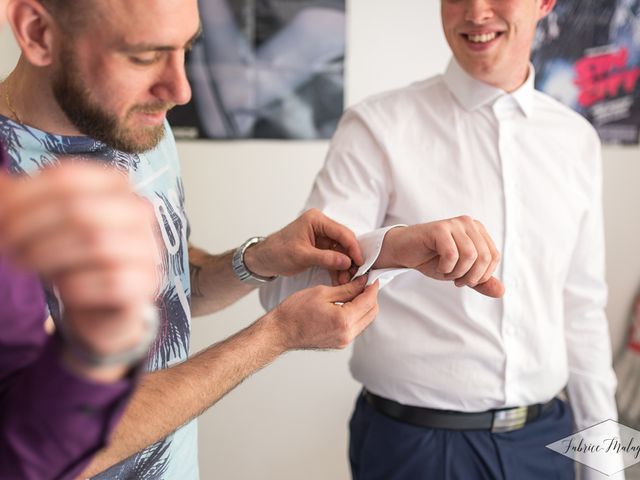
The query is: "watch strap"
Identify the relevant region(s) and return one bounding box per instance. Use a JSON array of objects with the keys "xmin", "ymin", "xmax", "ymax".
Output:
[{"xmin": 232, "ymin": 236, "xmax": 278, "ymax": 286}]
